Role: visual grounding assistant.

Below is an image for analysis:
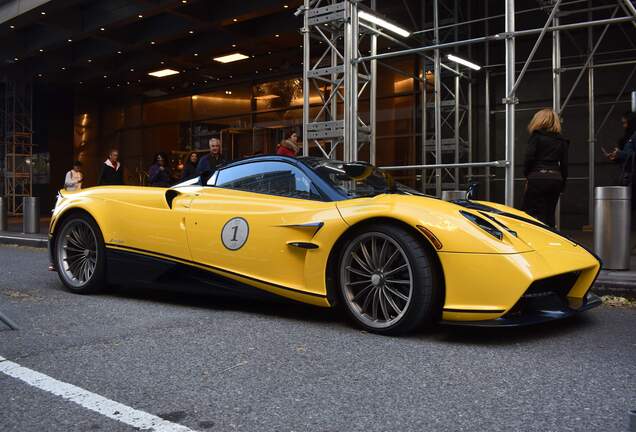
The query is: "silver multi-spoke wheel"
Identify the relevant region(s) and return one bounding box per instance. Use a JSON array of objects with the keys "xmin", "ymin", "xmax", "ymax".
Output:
[
  {"xmin": 340, "ymin": 232, "xmax": 414, "ymax": 329},
  {"xmin": 56, "ymin": 219, "xmax": 98, "ymax": 288}
]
